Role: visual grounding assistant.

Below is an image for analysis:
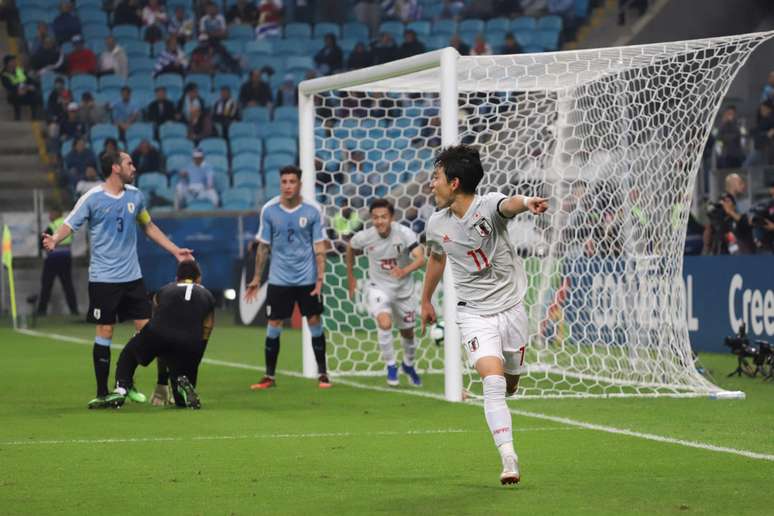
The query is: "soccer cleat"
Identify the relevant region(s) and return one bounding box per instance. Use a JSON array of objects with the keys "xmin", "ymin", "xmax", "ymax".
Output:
[
  {"xmin": 175, "ymin": 375, "xmax": 201, "ymax": 409},
  {"xmin": 250, "ymin": 376, "xmax": 276, "ymax": 390},
  {"xmin": 88, "ymin": 393, "xmax": 124, "ymax": 409},
  {"xmin": 150, "ymin": 384, "xmax": 172, "ymax": 406},
  {"xmin": 401, "ymin": 362, "xmax": 422, "ymax": 387},
  {"xmin": 127, "ymin": 387, "xmax": 147, "ymax": 403},
  {"xmin": 318, "ymin": 374, "xmax": 332, "ymax": 389},
  {"xmin": 500, "ymin": 455, "xmax": 521, "ymax": 485},
  {"xmin": 386, "ymin": 364, "xmax": 399, "ymax": 386}
]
